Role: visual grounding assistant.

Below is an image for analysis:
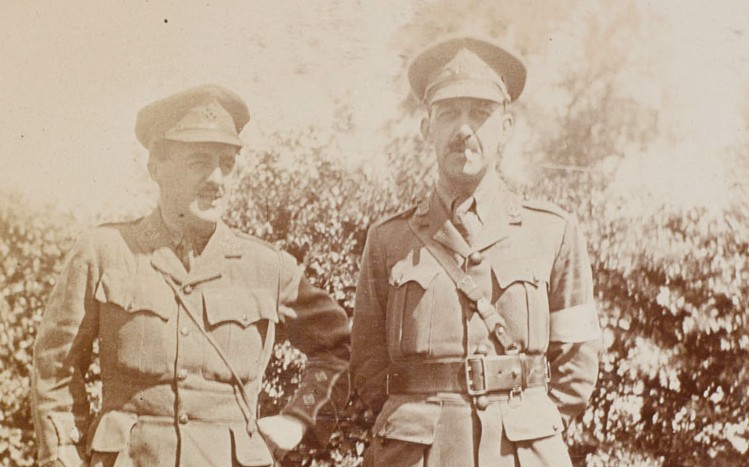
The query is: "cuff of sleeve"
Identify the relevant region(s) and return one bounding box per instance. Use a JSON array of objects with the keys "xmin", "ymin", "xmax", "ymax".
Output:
[
  {"xmin": 550, "ymin": 303, "xmax": 601, "ymax": 342},
  {"xmin": 281, "ymin": 365, "xmax": 349, "ymax": 446},
  {"xmin": 37, "ymin": 412, "xmax": 89, "ymax": 465}
]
